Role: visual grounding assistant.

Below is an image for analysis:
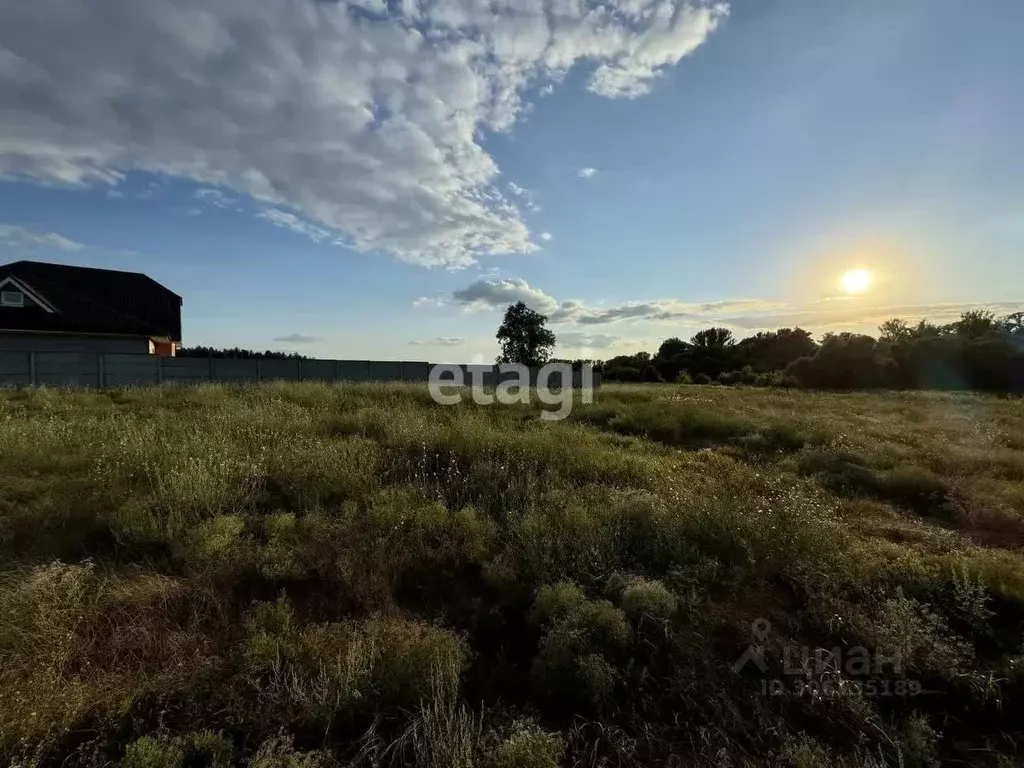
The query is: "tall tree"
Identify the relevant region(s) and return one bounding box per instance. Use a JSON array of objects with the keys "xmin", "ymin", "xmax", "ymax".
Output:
[
  {"xmin": 736, "ymin": 327, "xmax": 816, "ymax": 371},
  {"xmin": 878, "ymin": 318, "xmax": 913, "ymax": 343},
  {"xmin": 690, "ymin": 327, "xmax": 735, "ymax": 348},
  {"xmin": 653, "ymin": 336, "xmax": 690, "ymax": 381},
  {"xmin": 496, "ymin": 301, "xmax": 557, "ymax": 368},
  {"xmin": 687, "ymin": 327, "xmax": 737, "ymax": 378}
]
